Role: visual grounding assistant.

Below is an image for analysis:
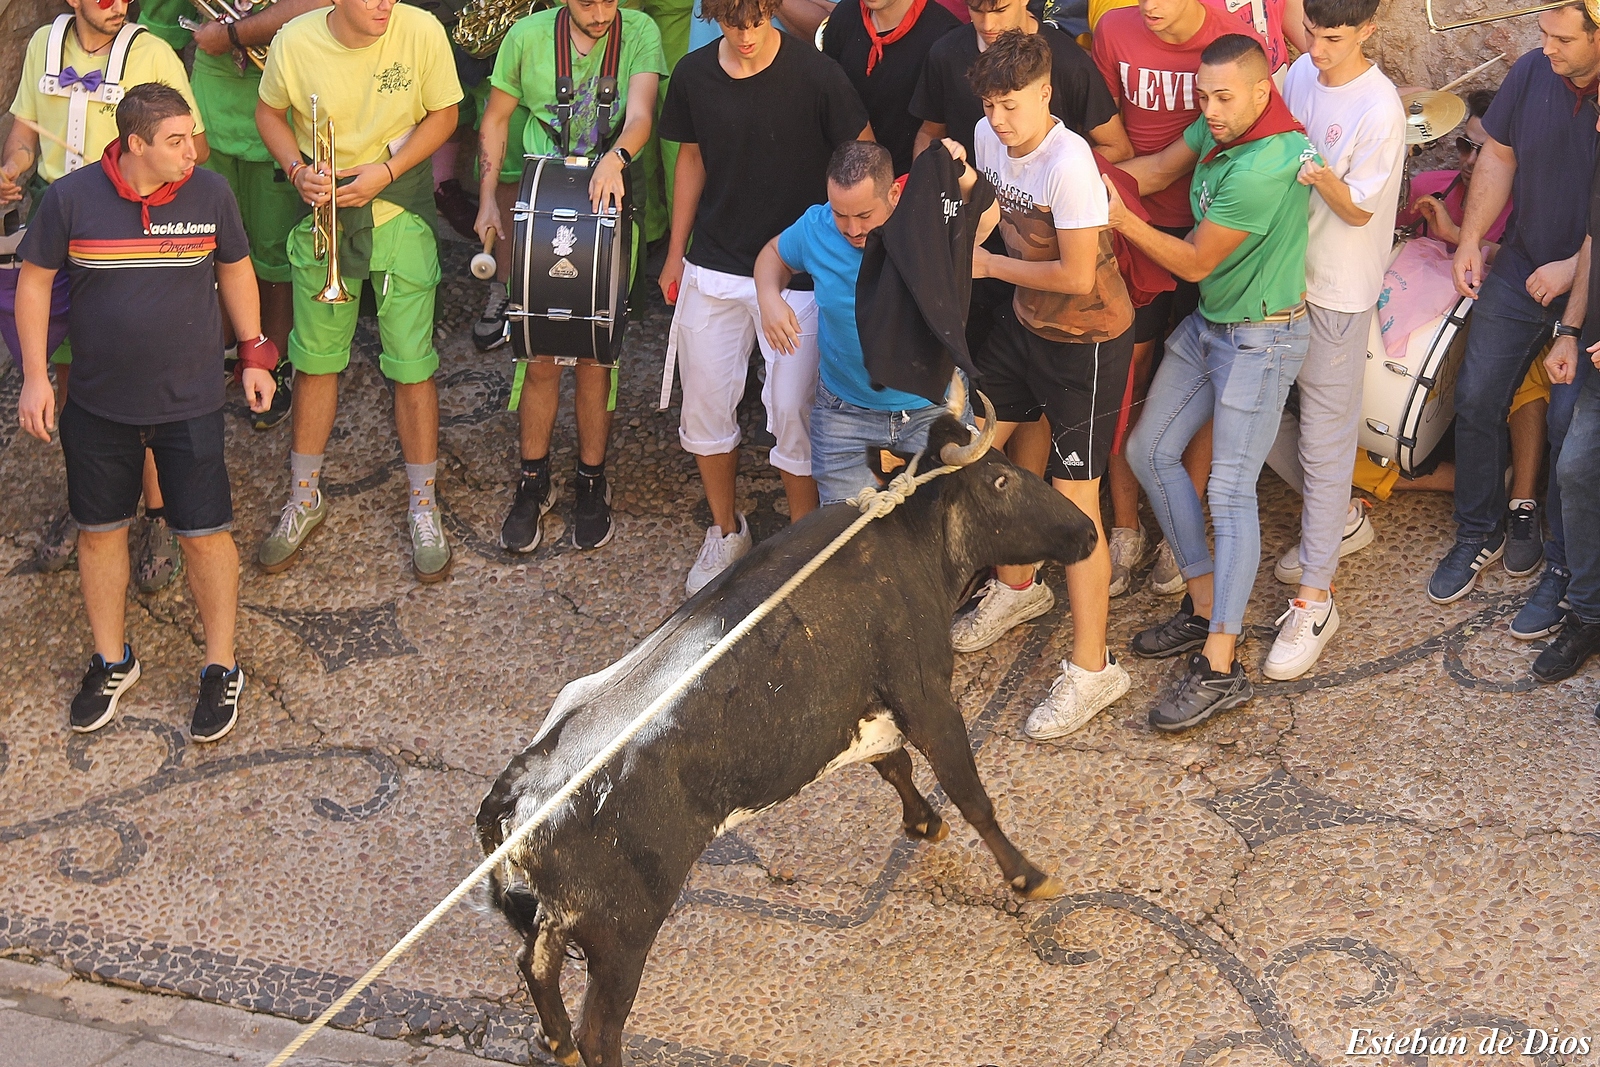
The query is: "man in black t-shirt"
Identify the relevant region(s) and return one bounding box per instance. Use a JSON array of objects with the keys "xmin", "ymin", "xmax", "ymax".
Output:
[
  {"xmin": 908, "ymin": 0, "xmax": 1129, "ymax": 160},
  {"xmin": 657, "ymin": 0, "xmax": 870, "ymax": 596},
  {"xmin": 15, "ymin": 84, "xmax": 278, "ymax": 745},
  {"xmin": 822, "ymin": 0, "xmax": 960, "ymax": 175}
]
